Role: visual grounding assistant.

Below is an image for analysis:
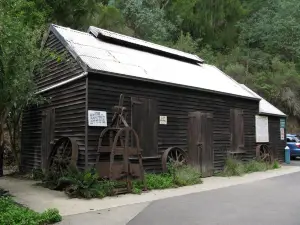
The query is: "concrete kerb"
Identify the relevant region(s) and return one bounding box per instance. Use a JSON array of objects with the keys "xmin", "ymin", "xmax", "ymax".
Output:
[{"xmin": 0, "ymin": 165, "xmax": 299, "ymax": 217}]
